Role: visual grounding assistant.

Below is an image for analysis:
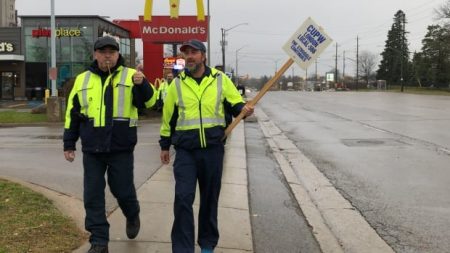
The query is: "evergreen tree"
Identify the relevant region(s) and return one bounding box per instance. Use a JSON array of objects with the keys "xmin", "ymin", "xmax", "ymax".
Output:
[
  {"xmin": 376, "ymin": 10, "xmax": 410, "ymax": 89},
  {"xmin": 414, "ymin": 25, "xmax": 450, "ymax": 87}
]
